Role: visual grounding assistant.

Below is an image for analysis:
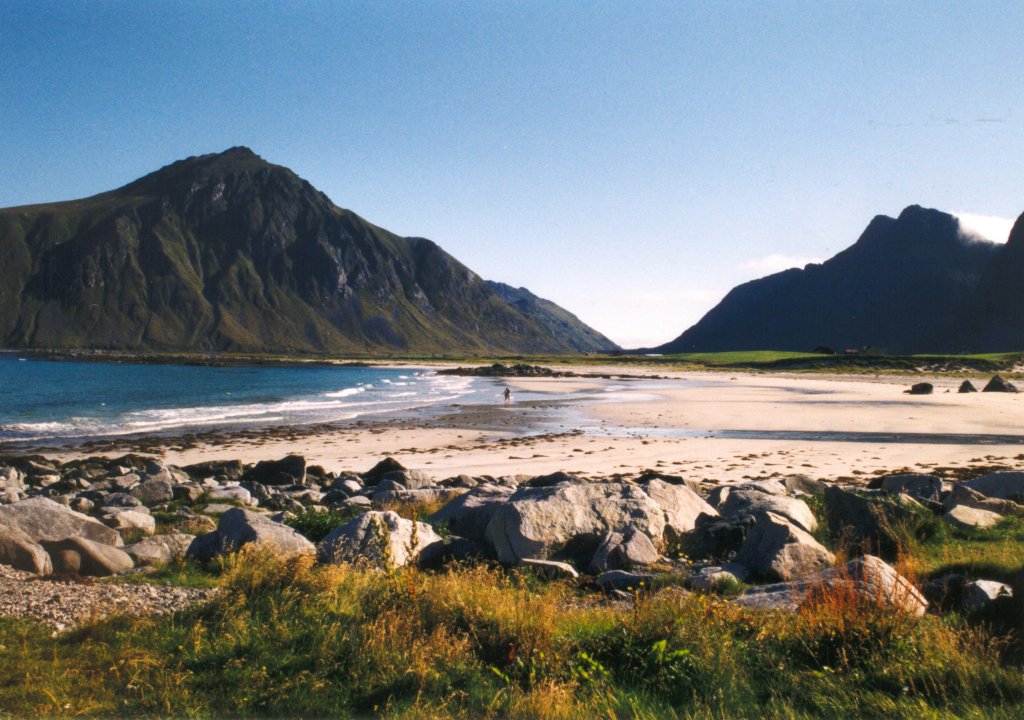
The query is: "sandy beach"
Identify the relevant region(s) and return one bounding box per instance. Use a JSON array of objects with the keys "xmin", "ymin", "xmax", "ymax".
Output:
[{"xmin": 23, "ymin": 366, "xmax": 1024, "ymax": 486}]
